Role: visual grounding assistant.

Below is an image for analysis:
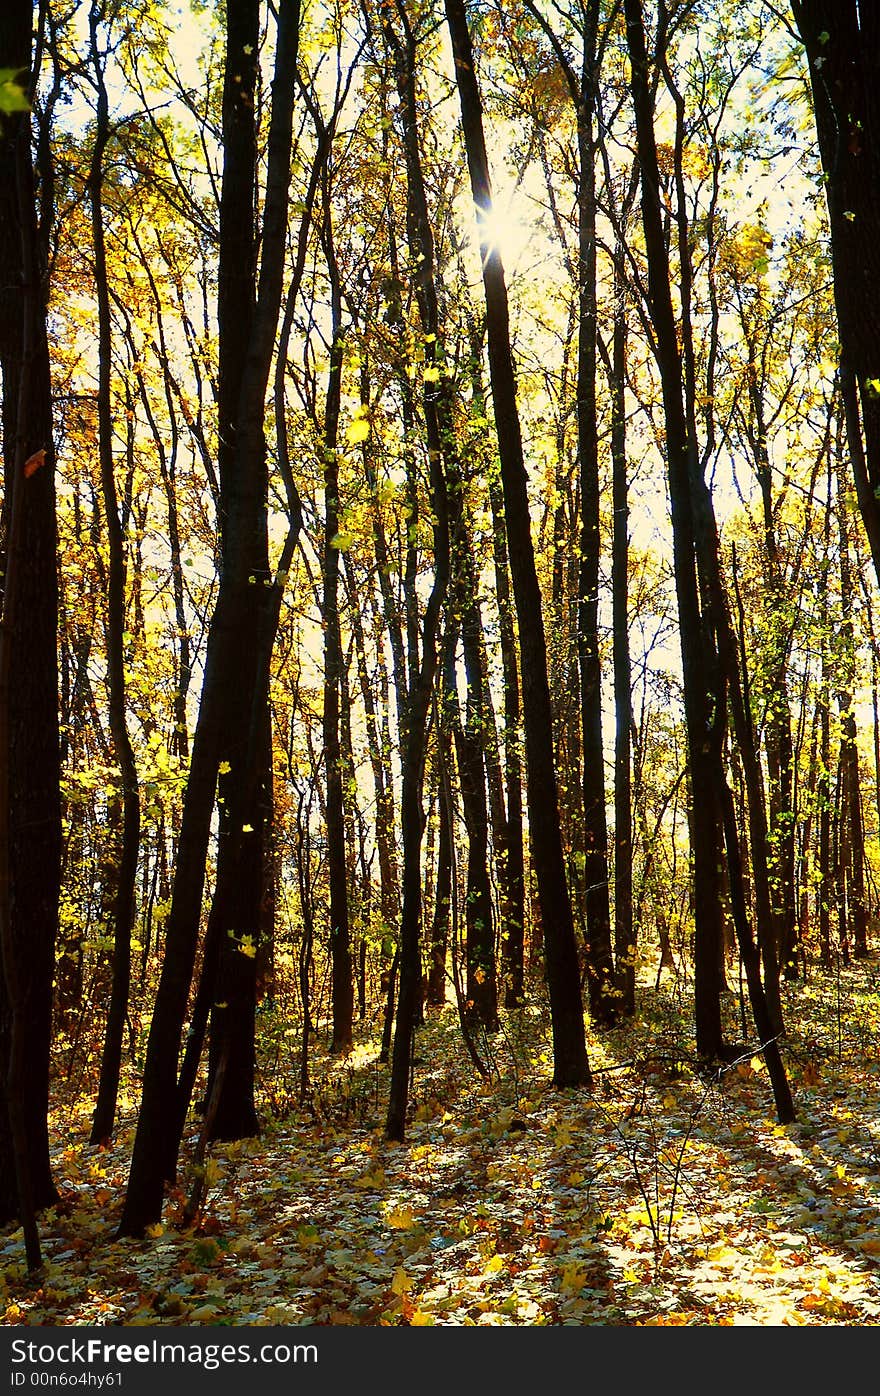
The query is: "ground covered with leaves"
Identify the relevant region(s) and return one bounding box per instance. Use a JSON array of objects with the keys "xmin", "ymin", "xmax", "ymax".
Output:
[{"xmin": 7, "ymin": 964, "xmax": 880, "ymax": 1326}]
